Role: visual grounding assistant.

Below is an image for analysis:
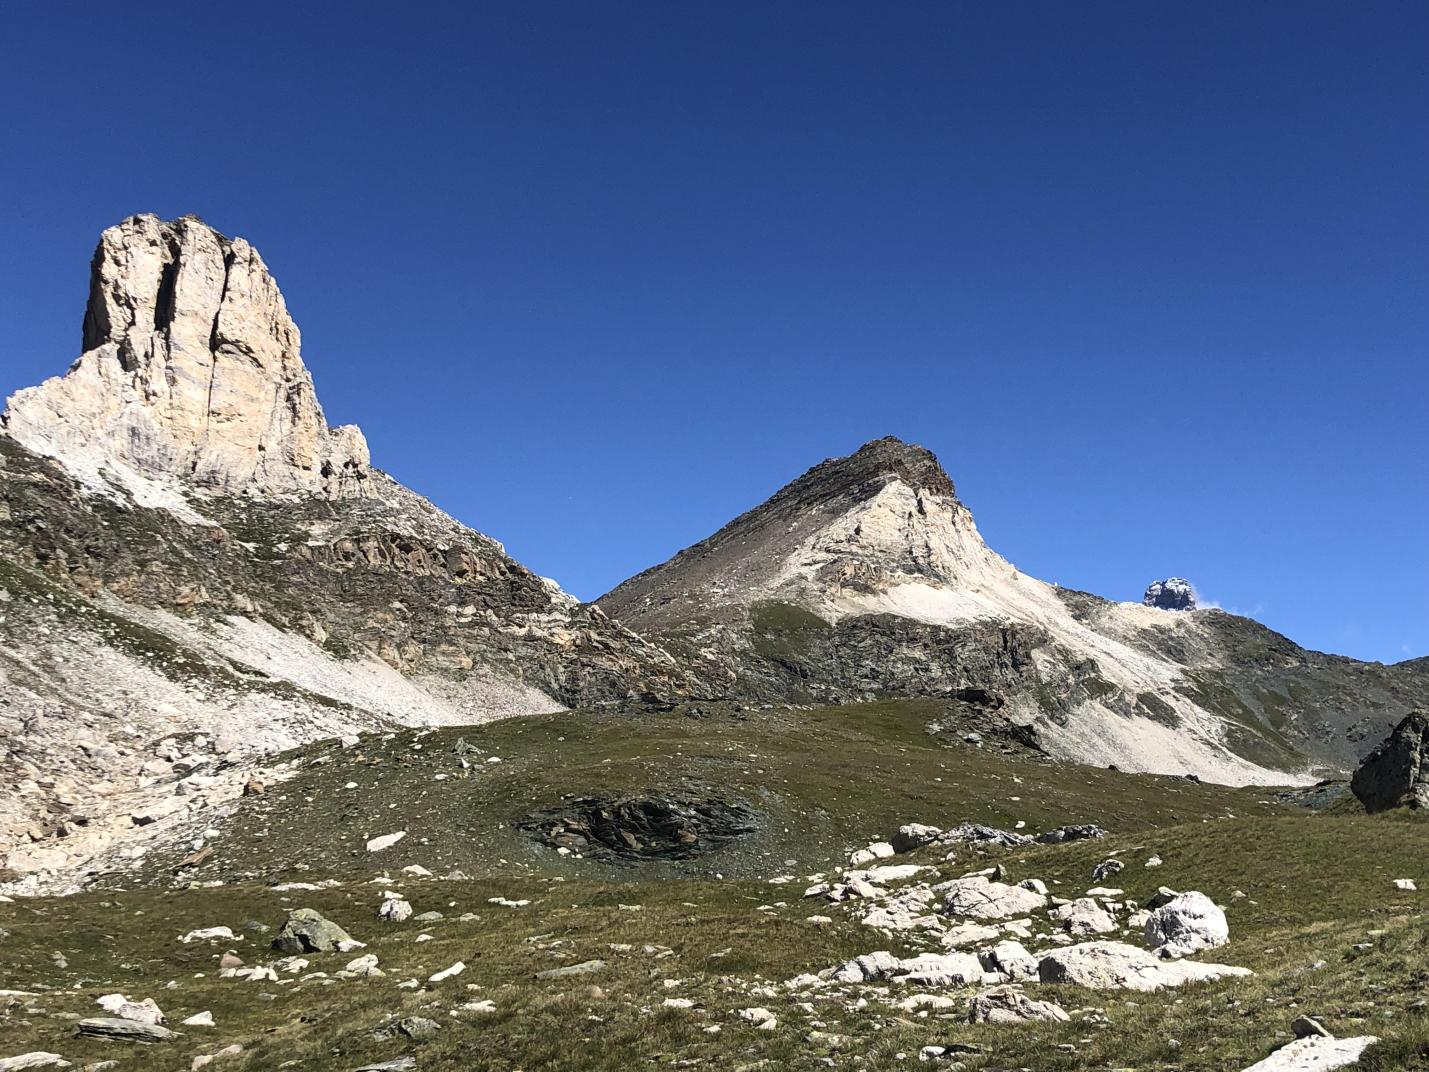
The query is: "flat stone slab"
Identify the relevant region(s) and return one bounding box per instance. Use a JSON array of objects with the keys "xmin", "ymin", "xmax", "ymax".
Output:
[{"xmin": 1240, "ymin": 1035, "xmax": 1380, "ymax": 1071}]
